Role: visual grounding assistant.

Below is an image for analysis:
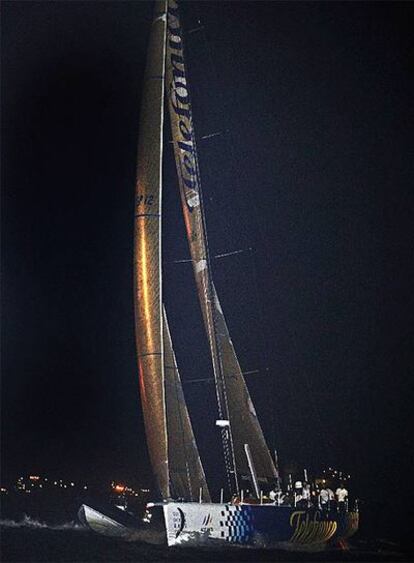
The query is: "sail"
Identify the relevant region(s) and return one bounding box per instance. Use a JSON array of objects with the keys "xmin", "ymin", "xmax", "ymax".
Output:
[
  {"xmin": 211, "ymin": 284, "xmax": 278, "ymax": 485},
  {"xmin": 134, "ymin": 0, "xmax": 169, "ymax": 499},
  {"xmin": 165, "ymin": 0, "xmax": 278, "ymax": 491},
  {"xmin": 163, "ymin": 307, "xmax": 211, "ymax": 502}
]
